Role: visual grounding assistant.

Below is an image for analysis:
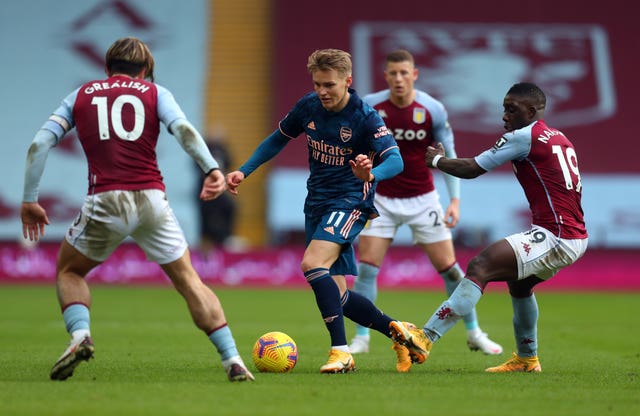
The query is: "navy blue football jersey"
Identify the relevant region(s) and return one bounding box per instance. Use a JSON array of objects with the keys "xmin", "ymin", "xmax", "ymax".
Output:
[{"xmin": 279, "ymin": 89, "xmax": 397, "ymax": 218}]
